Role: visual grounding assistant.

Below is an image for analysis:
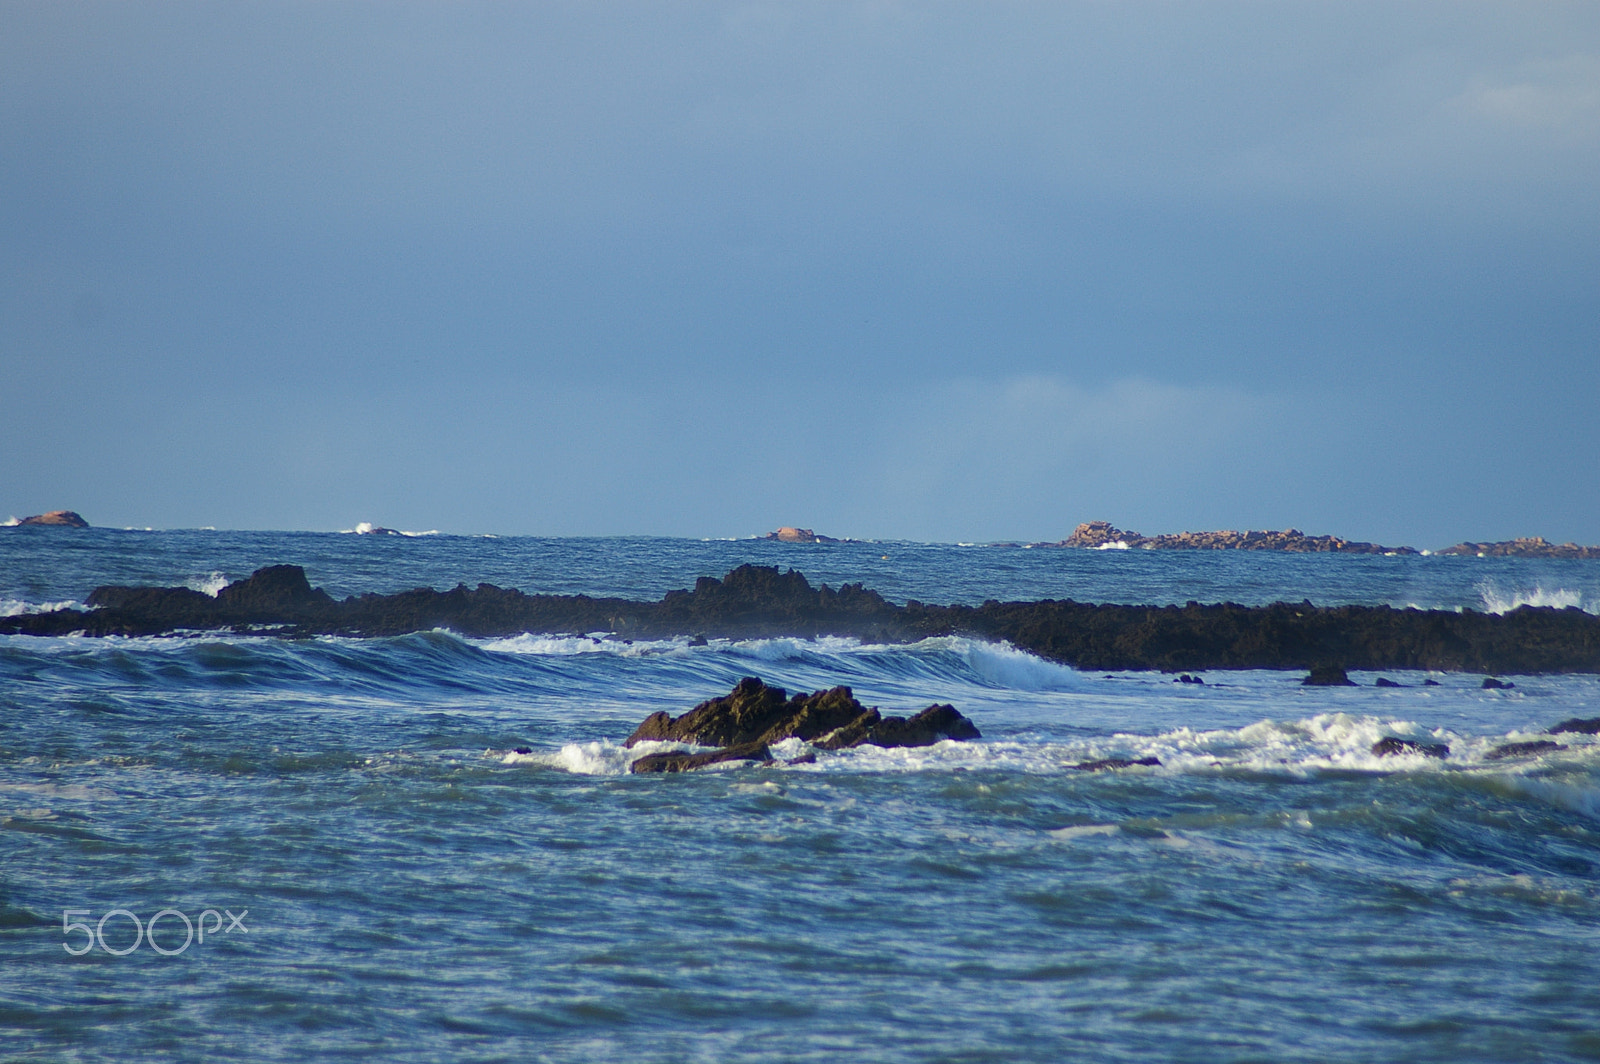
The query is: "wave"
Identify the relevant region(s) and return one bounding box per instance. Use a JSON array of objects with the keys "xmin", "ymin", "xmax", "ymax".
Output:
[
  {"xmin": 185, "ymin": 571, "xmax": 230, "ymax": 597},
  {"xmin": 344, "ymin": 522, "xmax": 441, "ymax": 537},
  {"xmin": 0, "ymin": 597, "xmax": 81, "ymax": 617},
  {"xmin": 512, "ymin": 712, "xmax": 1599, "ymax": 785},
  {"xmin": 1478, "ymin": 581, "xmax": 1595, "ymax": 615}
]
